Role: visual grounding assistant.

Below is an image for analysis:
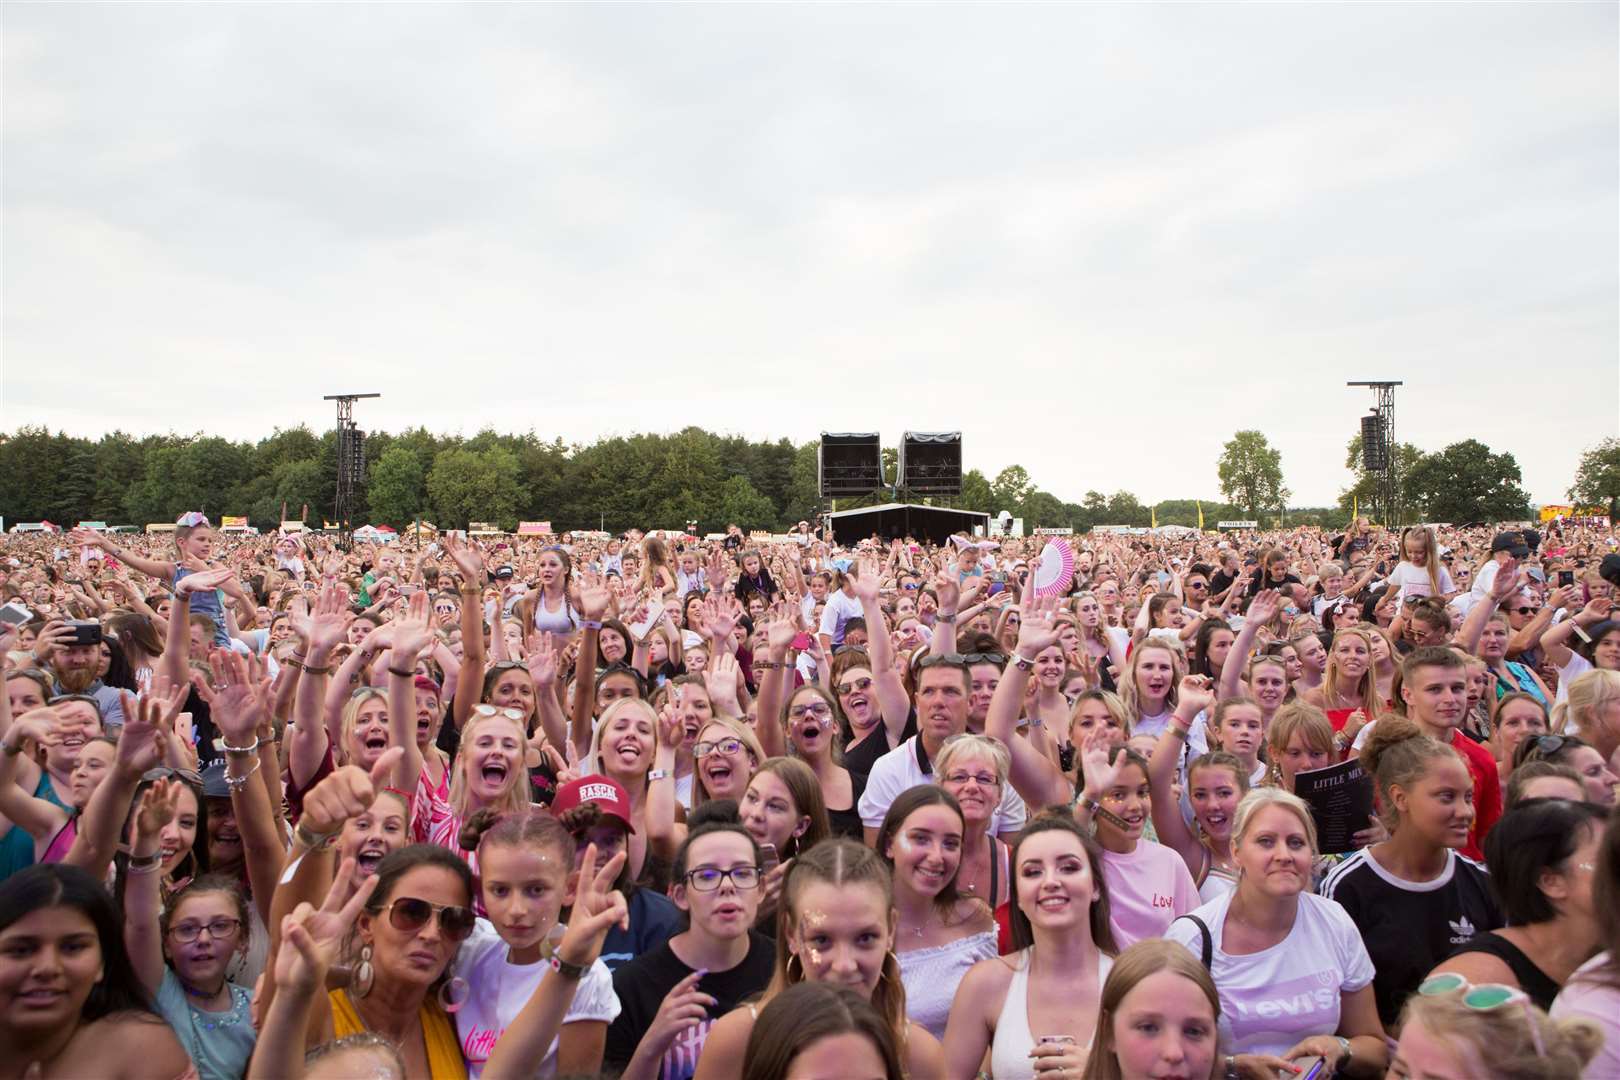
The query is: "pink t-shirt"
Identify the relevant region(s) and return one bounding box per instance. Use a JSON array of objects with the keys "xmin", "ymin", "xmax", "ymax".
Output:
[{"xmin": 1102, "ymin": 841, "xmax": 1200, "ymax": 948}]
